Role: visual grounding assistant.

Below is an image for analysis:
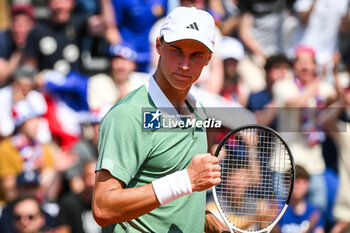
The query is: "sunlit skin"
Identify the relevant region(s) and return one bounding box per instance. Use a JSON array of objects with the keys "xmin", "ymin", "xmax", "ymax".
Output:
[
  {"xmin": 48, "ymin": 0, "xmax": 75, "ymax": 24},
  {"xmin": 154, "ymin": 37, "xmax": 212, "ymax": 110}
]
